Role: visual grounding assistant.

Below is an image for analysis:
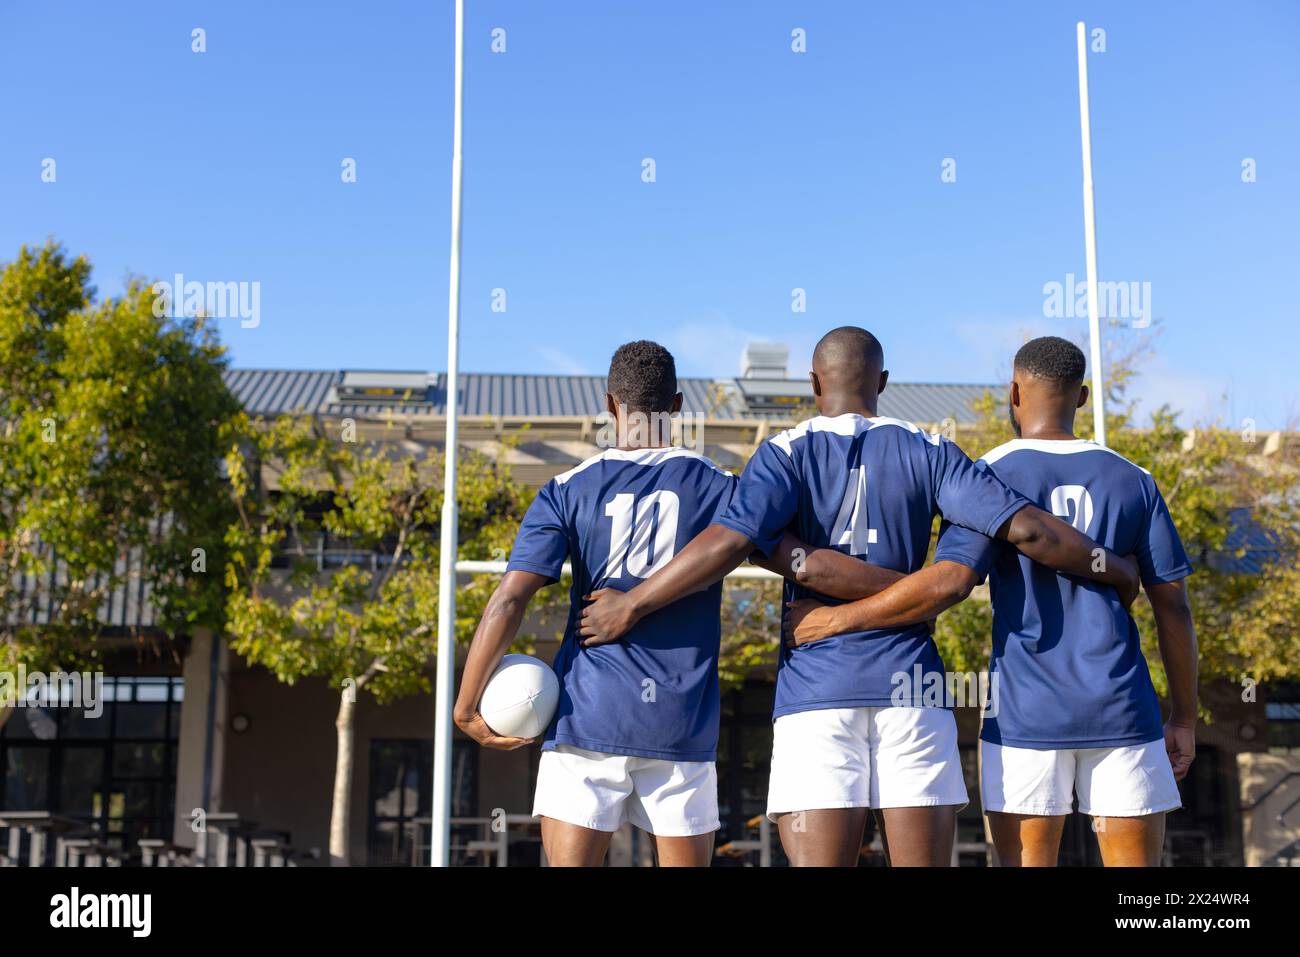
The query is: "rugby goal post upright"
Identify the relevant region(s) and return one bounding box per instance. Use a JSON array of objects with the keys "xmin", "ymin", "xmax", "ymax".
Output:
[
  {"xmin": 1076, "ymin": 21, "xmax": 1107, "ymax": 446},
  {"xmin": 431, "ymin": 0, "xmax": 466, "ymax": 868}
]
